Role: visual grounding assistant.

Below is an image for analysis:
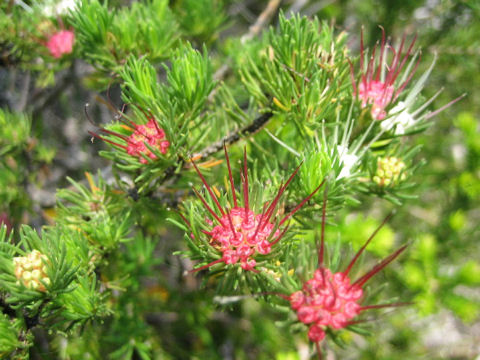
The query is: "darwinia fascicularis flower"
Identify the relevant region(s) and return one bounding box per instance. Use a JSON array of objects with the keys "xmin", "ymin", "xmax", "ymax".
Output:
[
  {"xmin": 183, "ymin": 146, "xmax": 324, "ymax": 272},
  {"xmin": 46, "ymin": 29, "xmax": 75, "ymax": 59},
  {"xmin": 373, "ymin": 156, "xmax": 407, "ymax": 187},
  {"xmin": 350, "ymin": 27, "xmax": 419, "ymax": 120},
  {"xmin": 89, "ymin": 109, "xmax": 170, "ymax": 164},
  {"xmin": 280, "ymin": 198, "xmax": 408, "ymax": 359},
  {"xmin": 13, "ymin": 250, "xmax": 51, "ymax": 292}
]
